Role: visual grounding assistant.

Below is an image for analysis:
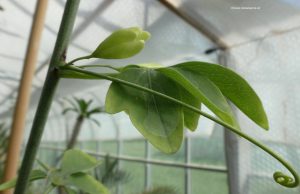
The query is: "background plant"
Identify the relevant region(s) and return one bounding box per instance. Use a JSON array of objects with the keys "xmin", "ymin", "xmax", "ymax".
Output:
[
  {"xmin": 0, "ymin": 149, "xmax": 109, "ymax": 194},
  {"xmin": 93, "ymin": 155, "xmax": 129, "ymax": 189},
  {"xmin": 62, "ymin": 97, "xmax": 103, "ymax": 150}
]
